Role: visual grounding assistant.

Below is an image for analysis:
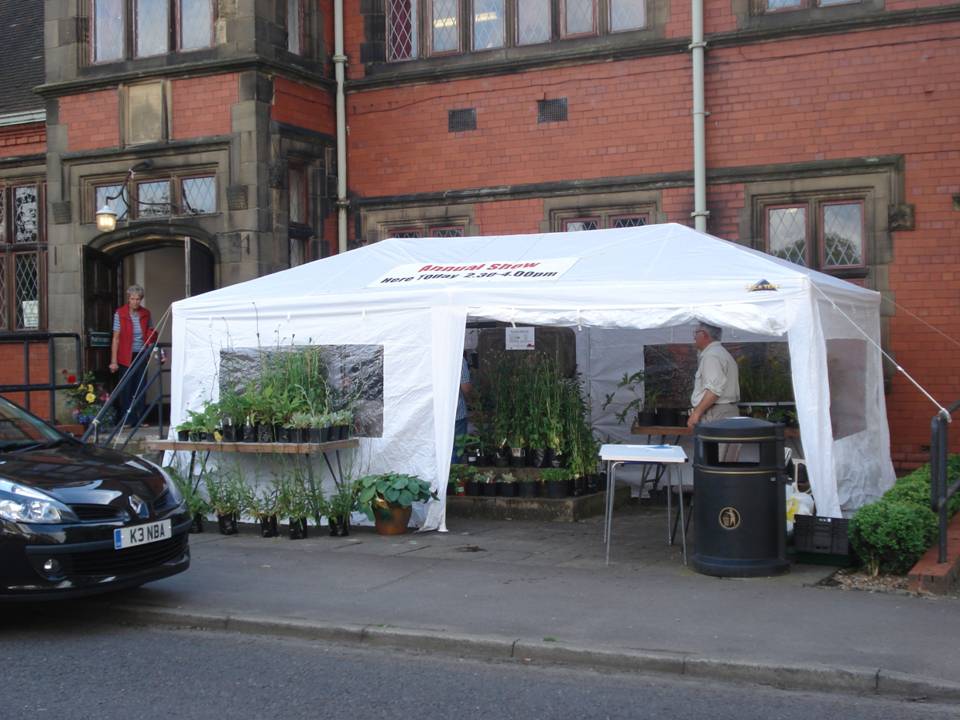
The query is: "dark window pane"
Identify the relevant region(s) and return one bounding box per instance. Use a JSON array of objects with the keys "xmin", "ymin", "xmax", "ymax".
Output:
[
  {"xmin": 564, "ymin": 0, "xmax": 595, "ymax": 35},
  {"xmin": 288, "ymin": 168, "xmax": 306, "ymax": 224},
  {"xmin": 612, "ymin": 215, "xmax": 647, "ymax": 228},
  {"xmin": 610, "ymin": 0, "xmax": 645, "ymax": 31},
  {"xmin": 518, "ymin": 0, "xmax": 551, "ymax": 45},
  {"xmin": 0, "ymin": 261, "xmax": 6, "ymax": 329},
  {"xmin": 392, "ymin": 229, "xmax": 423, "ymax": 238},
  {"xmin": 15, "ymin": 253, "xmax": 39, "ymax": 330},
  {"xmin": 137, "ymin": 181, "xmax": 171, "ymax": 217},
  {"xmin": 564, "ymin": 218, "xmax": 599, "ymax": 231},
  {"xmin": 822, "ymin": 202, "xmax": 863, "ymax": 267},
  {"xmin": 182, "ymin": 177, "xmax": 217, "ymax": 214},
  {"xmin": 13, "ymin": 186, "xmax": 39, "ymax": 243},
  {"xmin": 287, "ymin": 0, "xmax": 302, "ymax": 54},
  {"xmin": 96, "ymin": 184, "xmax": 128, "ymax": 221},
  {"xmin": 429, "ymin": 227, "xmax": 464, "ymax": 237},
  {"xmin": 94, "ymin": 0, "xmax": 125, "ymax": 62},
  {"xmin": 180, "ymin": 0, "xmax": 213, "ymax": 50},
  {"xmin": 136, "ymin": 0, "xmax": 170, "ymax": 56},
  {"xmin": 473, "ymin": 0, "xmax": 504, "ymax": 49},
  {"xmin": 387, "ymin": 0, "xmax": 418, "ymax": 60},
  {"xmin": 767, "ymin": 206, "xmax": 807, "ymax": 266},
  {"xmin": 432, "ymin": 0, "xmax": 460, "ymax": 52}
]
